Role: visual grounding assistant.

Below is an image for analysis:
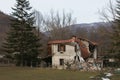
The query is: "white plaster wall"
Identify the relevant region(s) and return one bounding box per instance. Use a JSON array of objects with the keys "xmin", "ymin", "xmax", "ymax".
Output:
[{"xmin": 52, "ymin": 44, "xmax": 76, "ymax": 69}]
